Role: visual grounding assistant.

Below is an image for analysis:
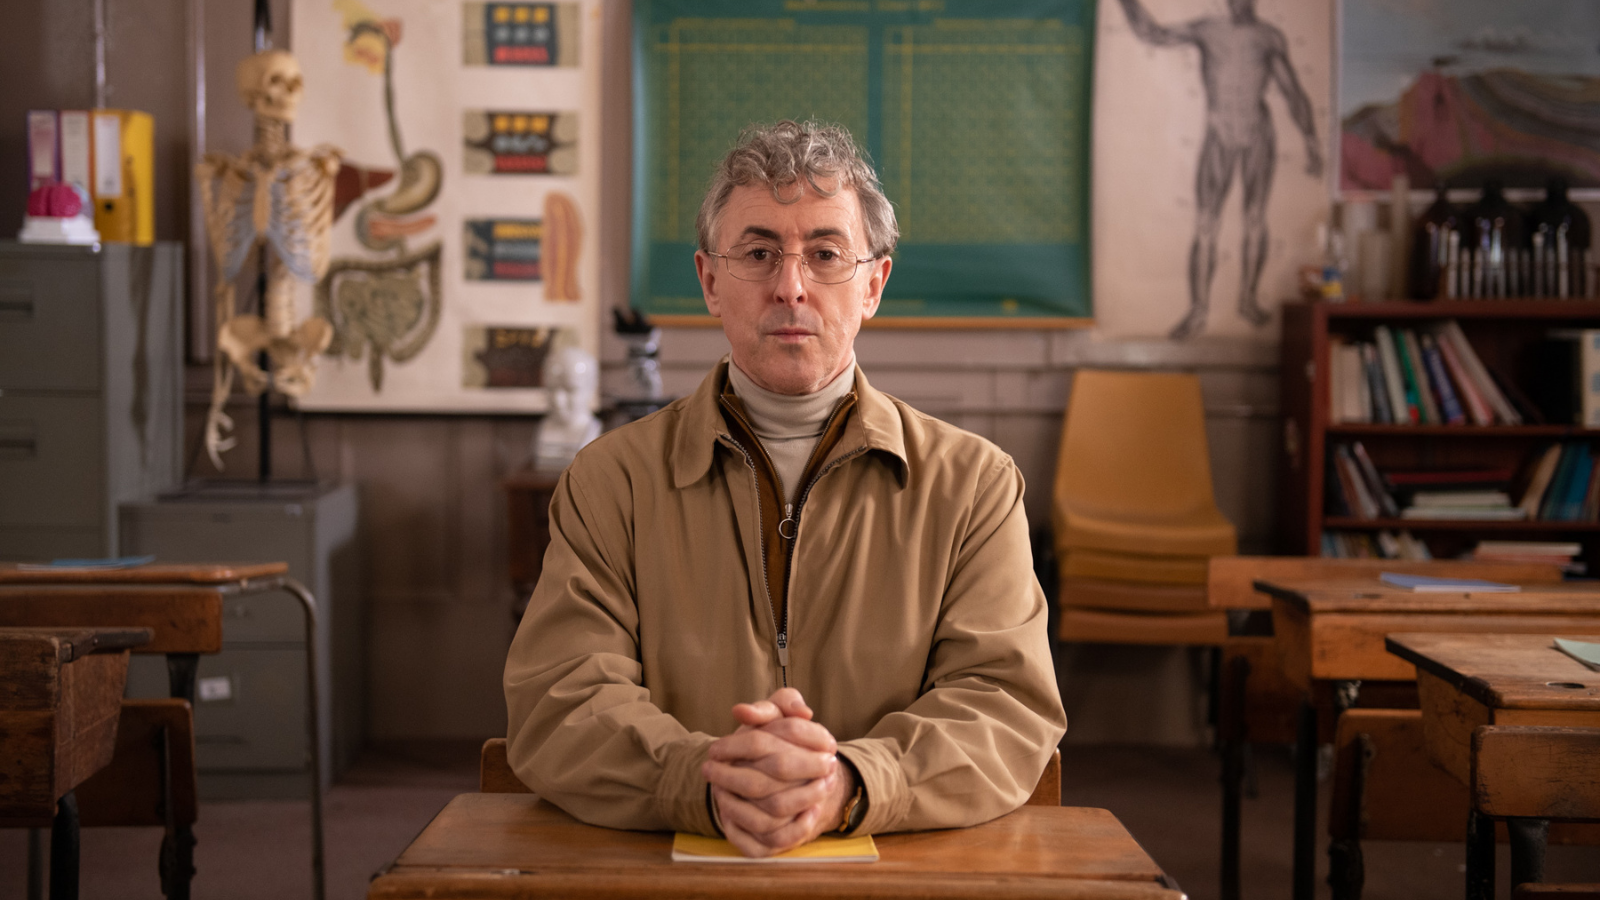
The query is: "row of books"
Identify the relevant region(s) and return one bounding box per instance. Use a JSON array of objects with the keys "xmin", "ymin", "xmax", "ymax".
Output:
[
  {"xmin": 1327, "ymin": 440, "xmax": 1600, "ymax": 523},
  {"xmin": 1320, "ymin": 529, "xmax": 1433, "ymax": 560},
  {"xmin": 1328, "ymin": 320, "xmax": 1522, "ymax": 426}
]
